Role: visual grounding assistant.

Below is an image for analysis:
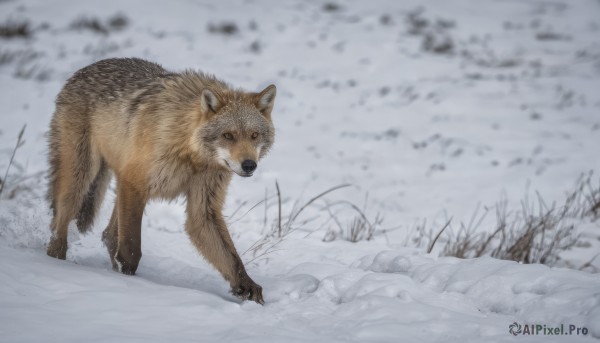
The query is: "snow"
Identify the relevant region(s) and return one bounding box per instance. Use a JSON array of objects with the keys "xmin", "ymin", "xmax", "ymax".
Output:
[
  {"xmin": 2, "ymin": 244, "xmax": 599, "ymax": 342},
  {"xmin": 1, "ymin": 0, "xmax": 600, "ymax": 342}
]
